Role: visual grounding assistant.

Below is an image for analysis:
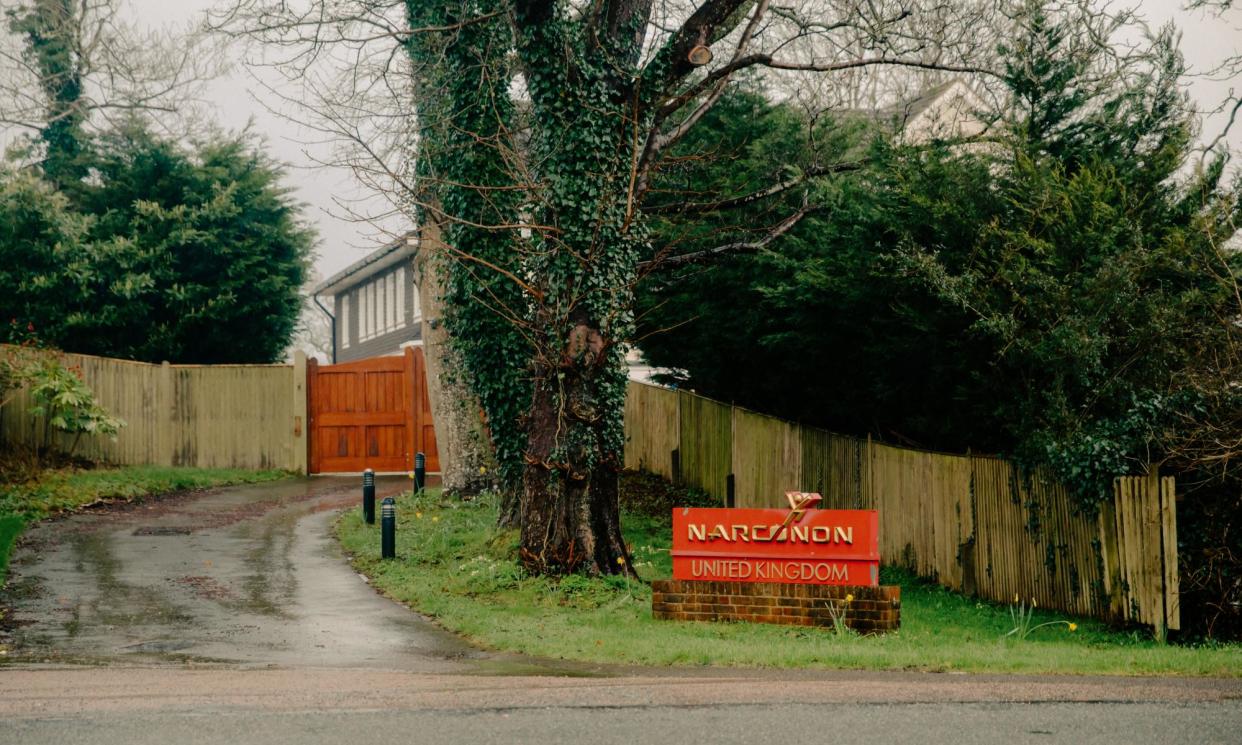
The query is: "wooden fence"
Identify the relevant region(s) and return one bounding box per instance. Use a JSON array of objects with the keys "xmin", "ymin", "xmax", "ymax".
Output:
[
  {"xmin": 1, "ymin": 349, "xmax": 307, "ymax": 472},
  {"xmin": 624, "ymin": 381, "xmax": 1179, "ymax": 631}
]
